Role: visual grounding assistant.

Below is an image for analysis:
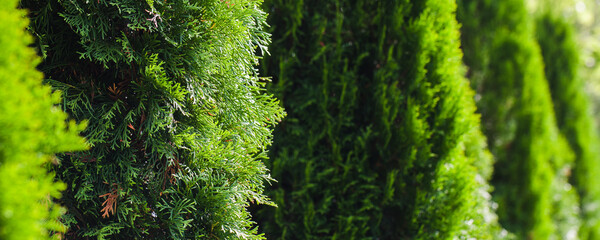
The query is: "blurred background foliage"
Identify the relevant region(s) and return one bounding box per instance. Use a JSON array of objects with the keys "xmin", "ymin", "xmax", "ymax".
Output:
[
  {"xmin": 529, "ymin": 0, "xmax": 600, "ymax": 124},
  {"xmin": 255, "ymin": 0, "xmax": 600, "ymax": 239},
  {"xmin": 254, "ymin": 0, "xmax": 504, "ymax": 239}
]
